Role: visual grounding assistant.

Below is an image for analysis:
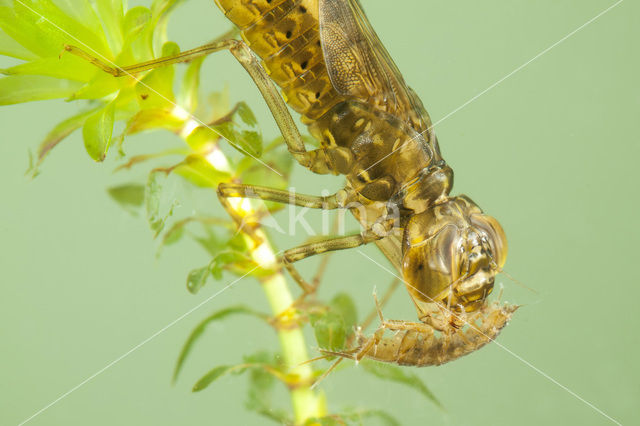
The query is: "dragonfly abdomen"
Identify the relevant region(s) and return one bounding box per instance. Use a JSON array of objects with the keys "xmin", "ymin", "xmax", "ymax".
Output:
[{"xmin": 215, "ymin": 0, "xmax": 344, "ymax": 120}]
